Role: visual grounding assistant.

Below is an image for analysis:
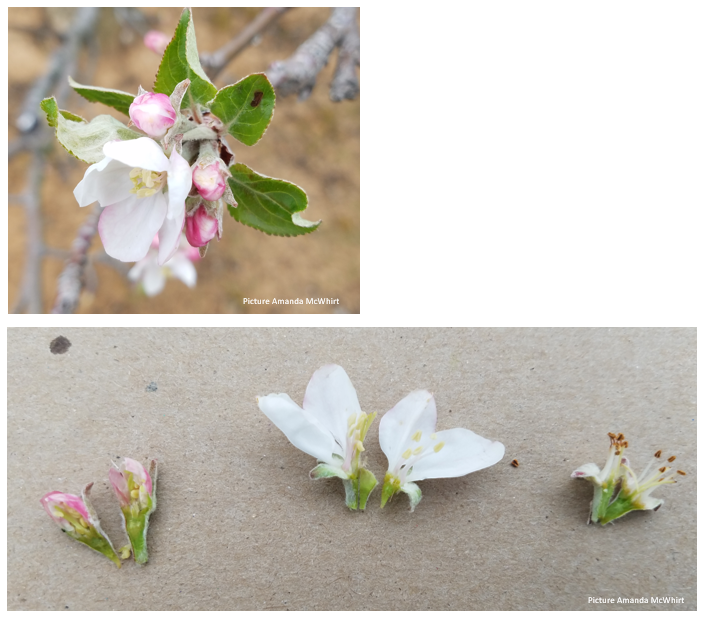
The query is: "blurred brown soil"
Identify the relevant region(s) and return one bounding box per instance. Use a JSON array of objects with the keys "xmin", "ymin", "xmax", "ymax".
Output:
[{"xmin": 8, "ymin": 8, "xmax": 360, "ymax": 313}]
